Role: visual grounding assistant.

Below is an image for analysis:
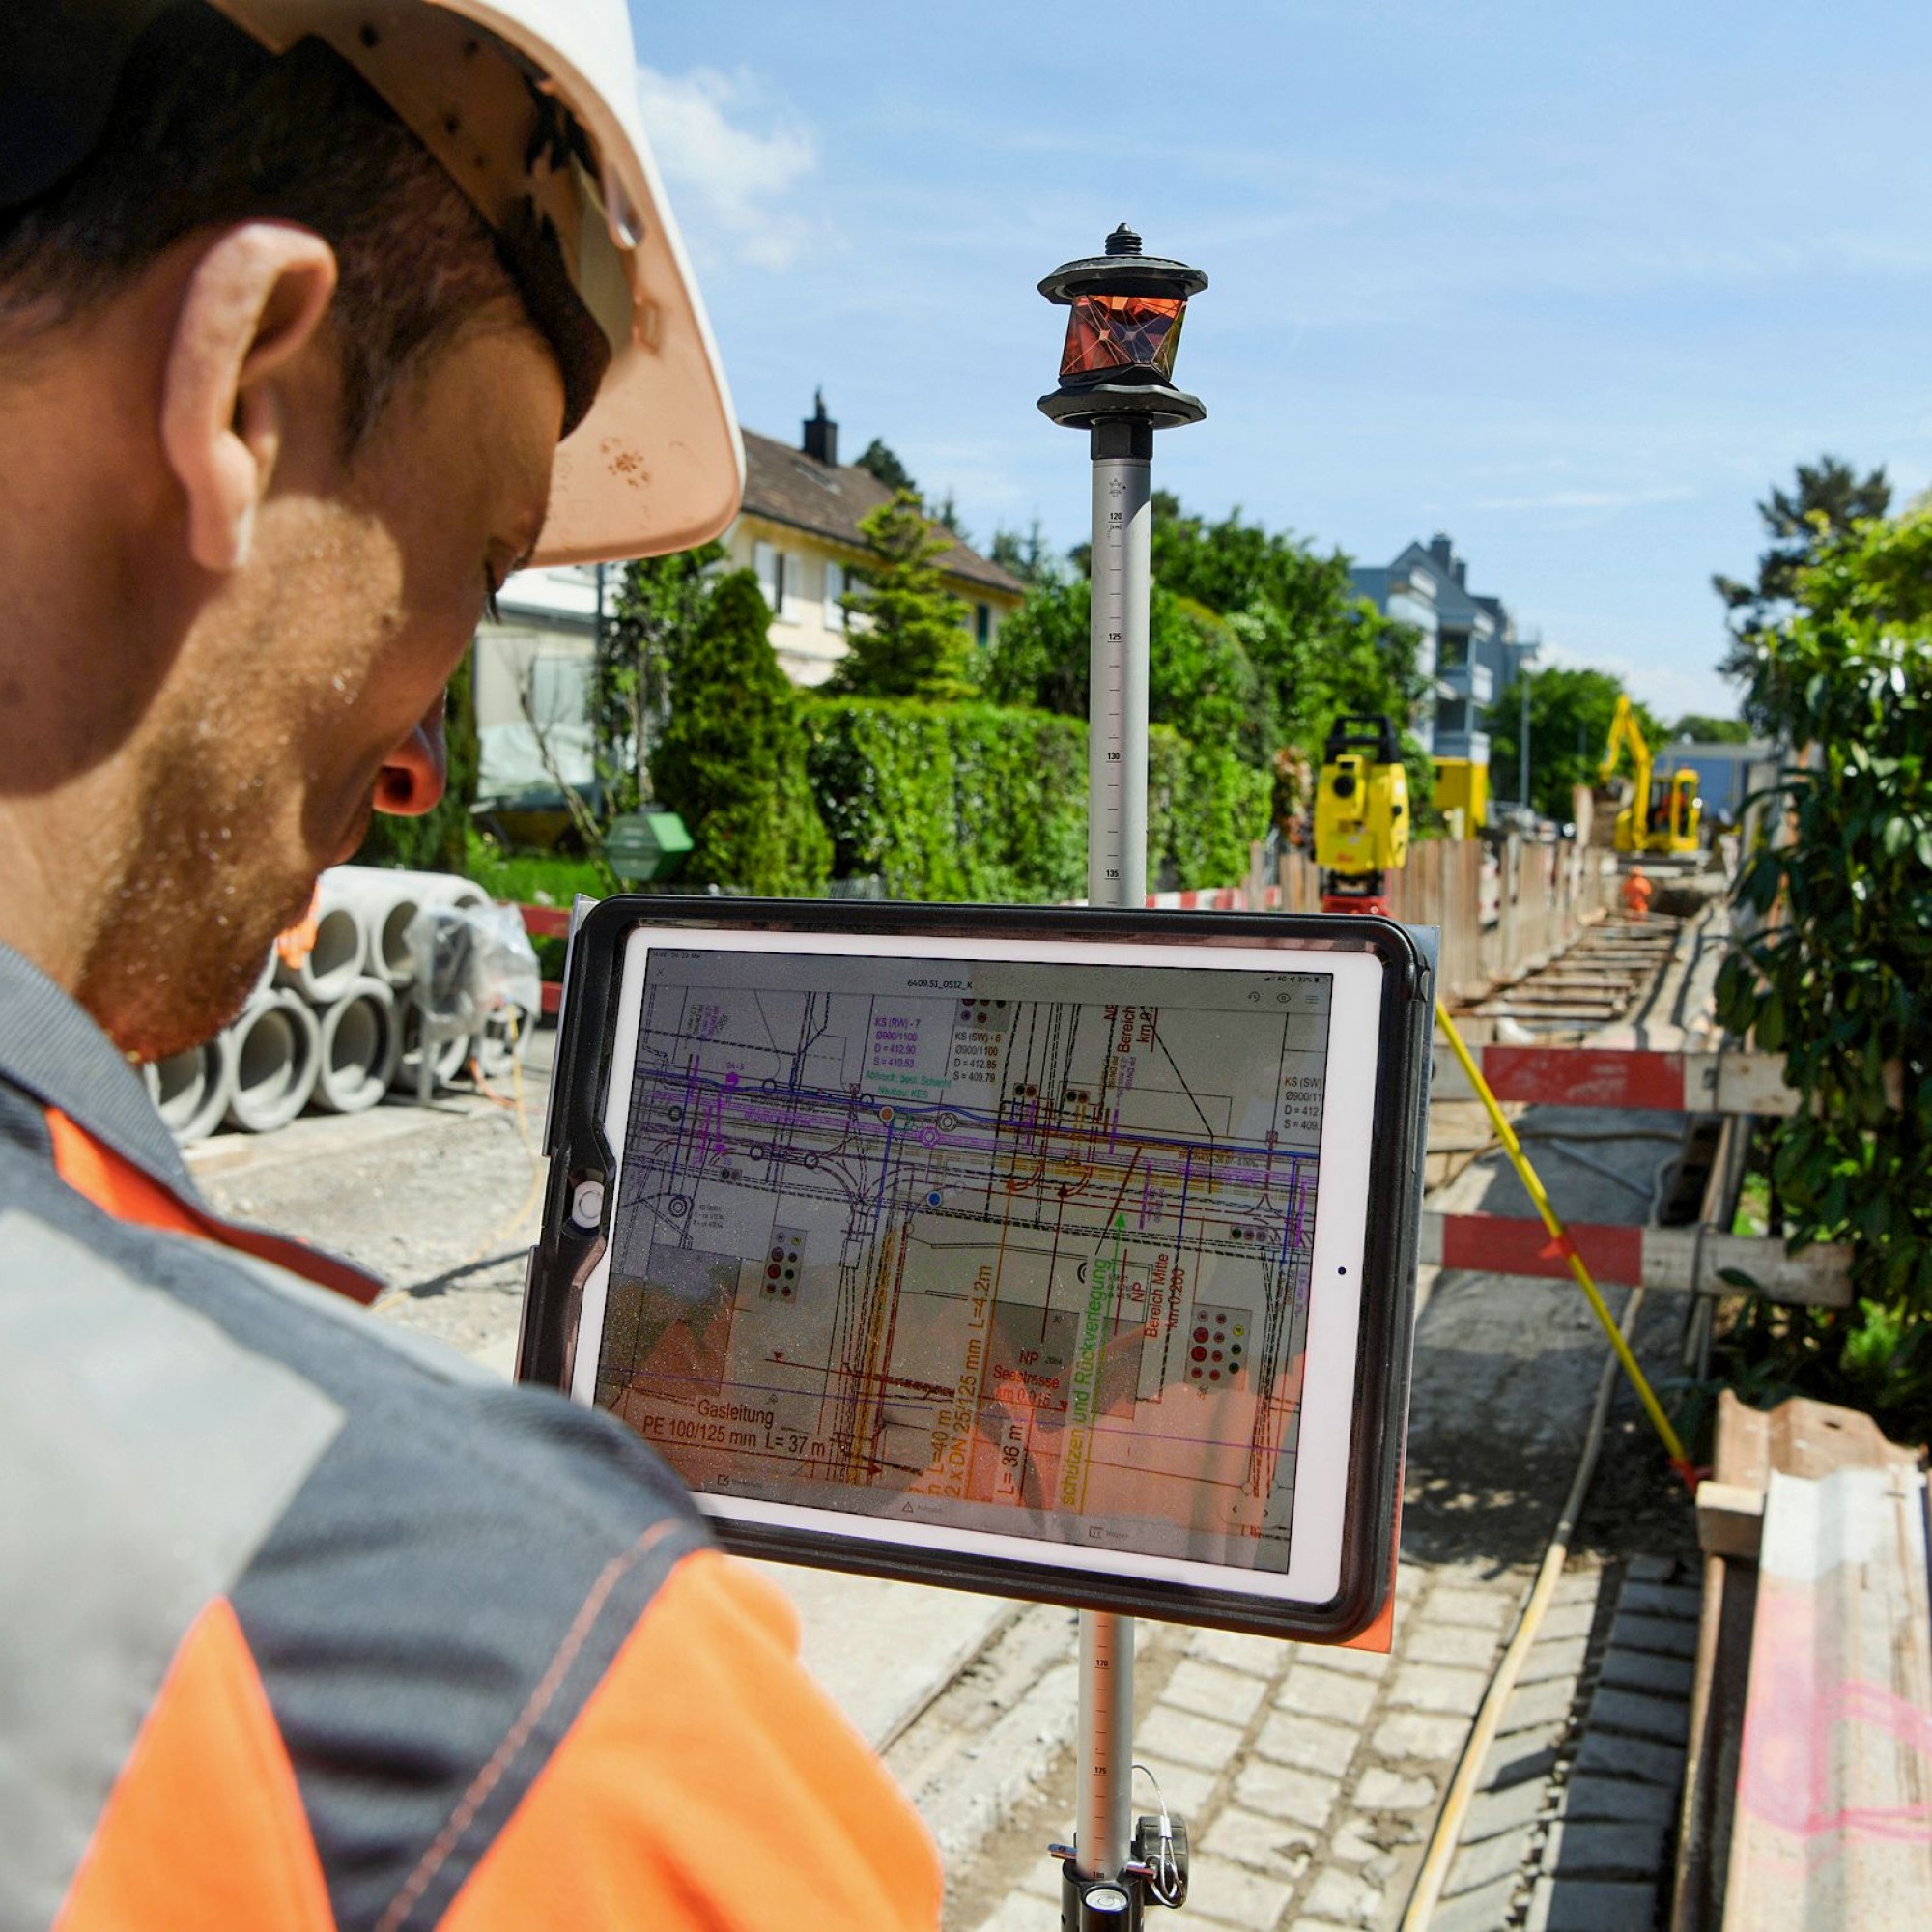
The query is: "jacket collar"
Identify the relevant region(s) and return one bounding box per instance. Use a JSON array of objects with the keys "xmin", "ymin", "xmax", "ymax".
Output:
[
  {"xmin": 0, "ymin": 942, "xmax": 384, "ymax": 1305},
  {"xmin": 0, "ymin": 942, "xmax": 199, "ymax": 1199}
]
